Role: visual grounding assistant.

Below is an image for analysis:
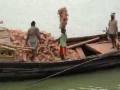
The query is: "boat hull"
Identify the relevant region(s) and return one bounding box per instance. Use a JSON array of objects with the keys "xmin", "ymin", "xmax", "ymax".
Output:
[{"xmin": 0, "ymin": 51, "xmax": 120, "ymax": 80}]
